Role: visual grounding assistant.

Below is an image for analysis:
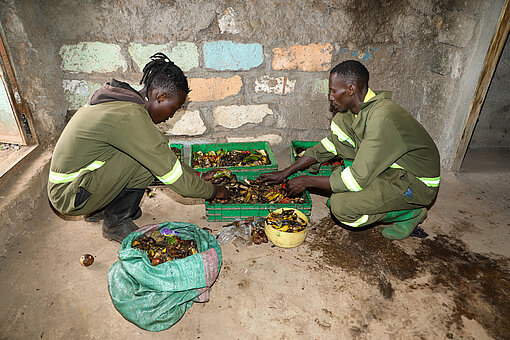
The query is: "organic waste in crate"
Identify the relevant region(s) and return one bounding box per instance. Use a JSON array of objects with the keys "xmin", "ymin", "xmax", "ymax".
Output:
[
  {"xmin": 216, "ymin": 217, "xmax": 268, "ymax": 246},
  {"xmin": 132, "ymin": 228, "xmax": 198, "ymax": 266},
  {"xmin": 294, "ymin": 146, "xmax": 343, "ymax": 167},
  {"xmin": 192, "ymin": 149, "xmax": 270, "ymax": 168},
  {"xmin": 210, "ymin": 170, "xmax": 304, "ymax": 204},
  {"xmin": 266, "ymin": 209, "xmax": 307, "ymax": 233},
  {"xmin": 171, "ymin": 147, "xmax": 182, "ymax": 161}
]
